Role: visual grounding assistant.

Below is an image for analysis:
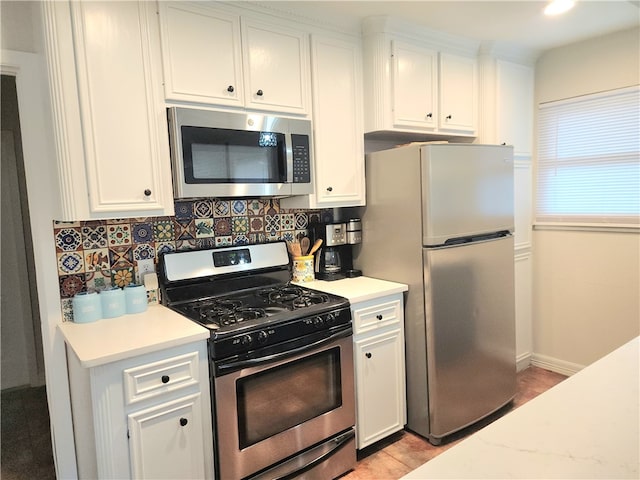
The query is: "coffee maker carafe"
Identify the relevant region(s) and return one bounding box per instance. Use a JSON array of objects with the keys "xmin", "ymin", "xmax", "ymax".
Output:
[{"xmin": 311, "ymin": 220, "xmax": 362, "ymax": 281}]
